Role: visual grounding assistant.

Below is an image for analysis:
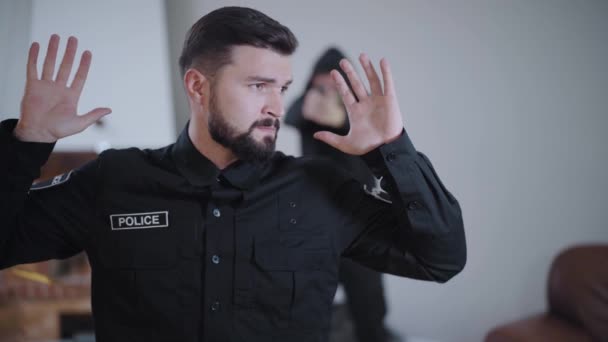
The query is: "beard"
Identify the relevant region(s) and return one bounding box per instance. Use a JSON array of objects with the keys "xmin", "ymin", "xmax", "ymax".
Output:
[{"xmin": 207, "ymin": 89, "xmax": 280, "ymax": 164}]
